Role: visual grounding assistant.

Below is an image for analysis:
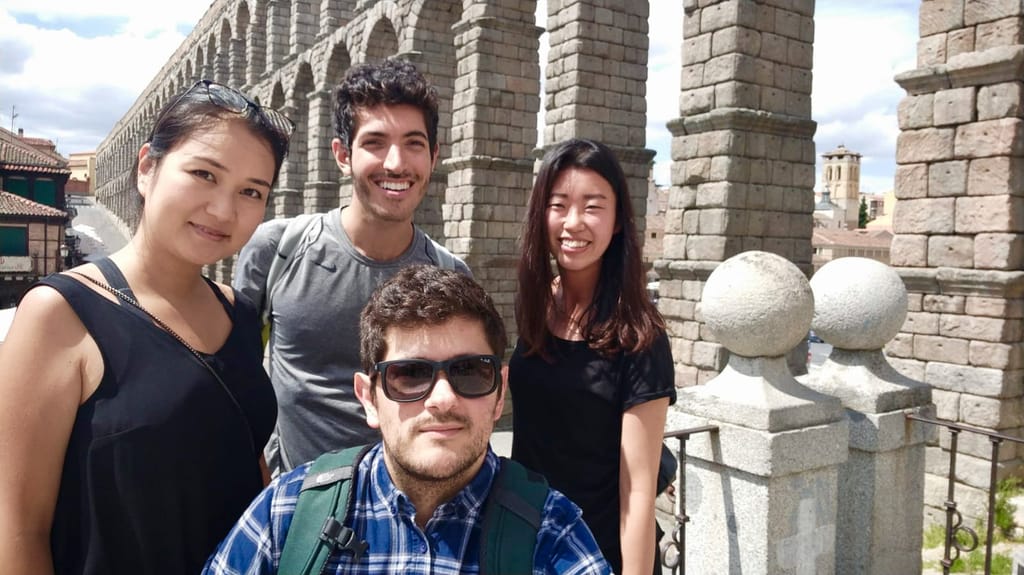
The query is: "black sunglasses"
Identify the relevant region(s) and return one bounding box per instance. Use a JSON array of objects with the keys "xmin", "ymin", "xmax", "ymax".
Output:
[
  {"xmin": 372, "ymin": 354, "xmax": 502, "ymax": 403},
  {"xmin": 156, "ymin": 79, "xmax": 295, "ymax": 140}
]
